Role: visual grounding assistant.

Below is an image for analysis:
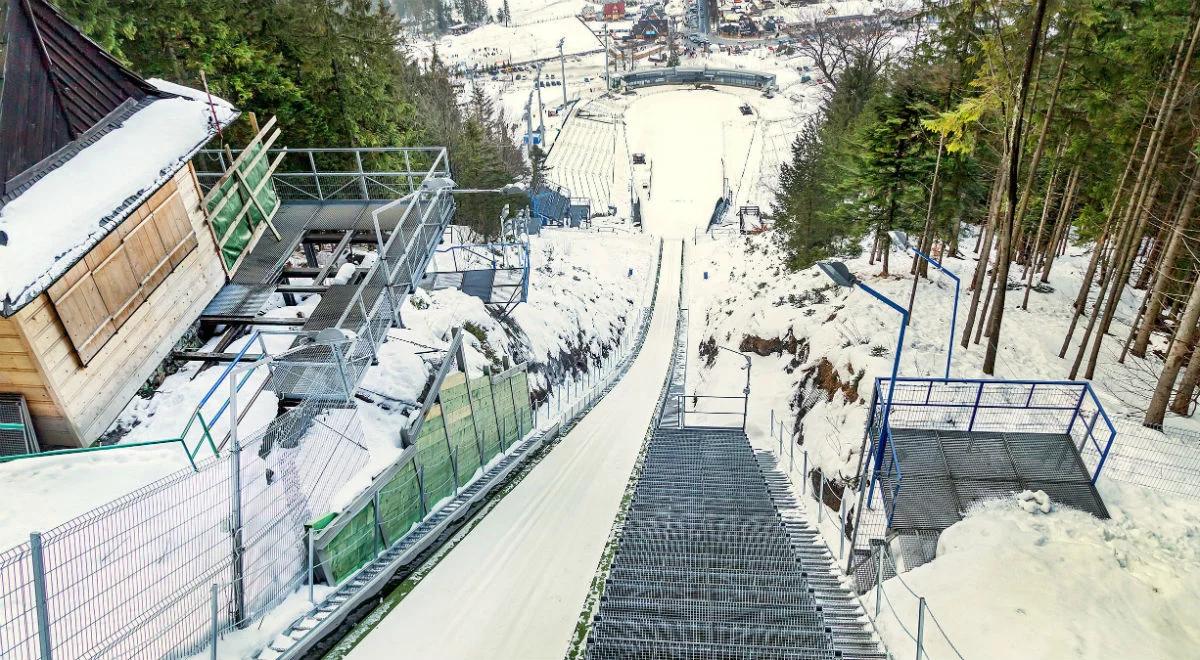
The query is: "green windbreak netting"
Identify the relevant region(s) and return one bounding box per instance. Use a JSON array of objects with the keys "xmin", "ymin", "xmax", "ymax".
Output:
[
  {"xmin": 493, "ymin": 373, "xmax": 519, "ymax": 449},
  {"xmin": 378, "ymin": 459, "xmax": 423, "ymax": 545},
  {"xmin": 323, "ymin": 502, "xmax": 377, "ymax": 584},
  {"xmin": 511, "ymin": 370, "xmax": 533, "ymax": 434},
  {"xmin": 470, "ymin": 376, "xmax": 502, "ymax": 463},
  {"xmin": 207, "ymin": 141, "xmax": 281, "ymax": 270},
  {"xmin": 441, "ymin": 377, "xmax": 481, "ymax": 485},
  {"xmin": 415, "ymin": 406, "xmax": 455, "ymax": 507}
]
